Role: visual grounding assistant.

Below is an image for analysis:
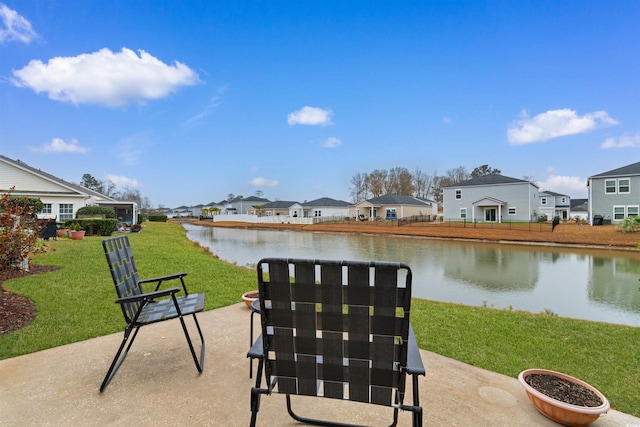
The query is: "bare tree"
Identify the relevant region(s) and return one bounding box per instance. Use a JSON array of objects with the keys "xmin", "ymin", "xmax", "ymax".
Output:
[
  {"xmin": 349, "ymin": 172, "xmax": 369, "ymax": 203},
  {"xmin": 366, "ymin": 170, "xmax": 387, "ymax": 198},
  {"xmin": 388, "ymin": 166, "xmax": 414, "ymax": 196},
  {"xmin": 412, "ymin": 167, "xmax": 434, "ymax": 199}
]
